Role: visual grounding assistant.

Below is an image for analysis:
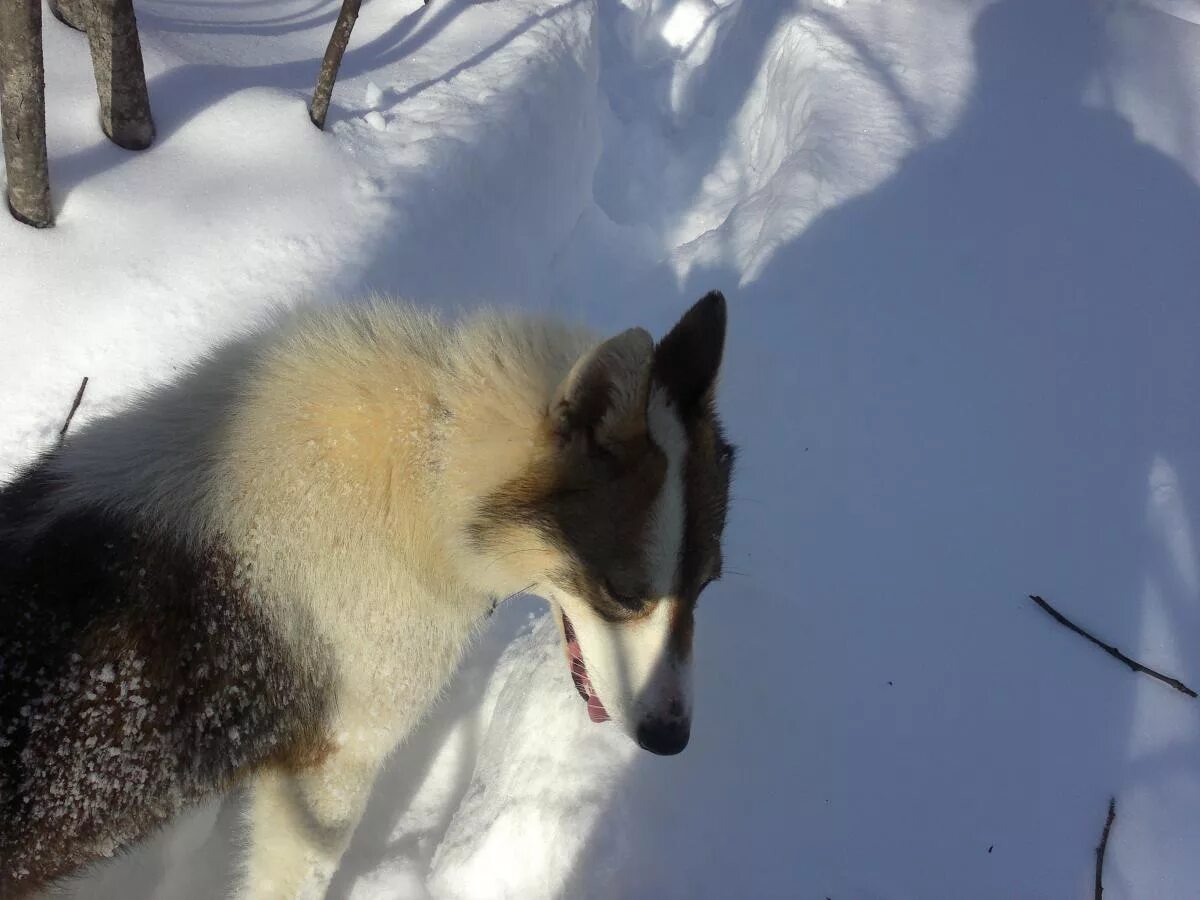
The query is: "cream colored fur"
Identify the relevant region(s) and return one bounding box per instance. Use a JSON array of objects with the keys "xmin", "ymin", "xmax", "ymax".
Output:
[
  {"xmin": 37, "ymin": 302, "xmax": 604, "ymax": 898},
  {"xmin": 208, "ymin": 305, "xmax": 604, "ymax": 897},
  {"xmin": 34, "ymin": 299, "xmax": 697, "ymax": 897}
]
